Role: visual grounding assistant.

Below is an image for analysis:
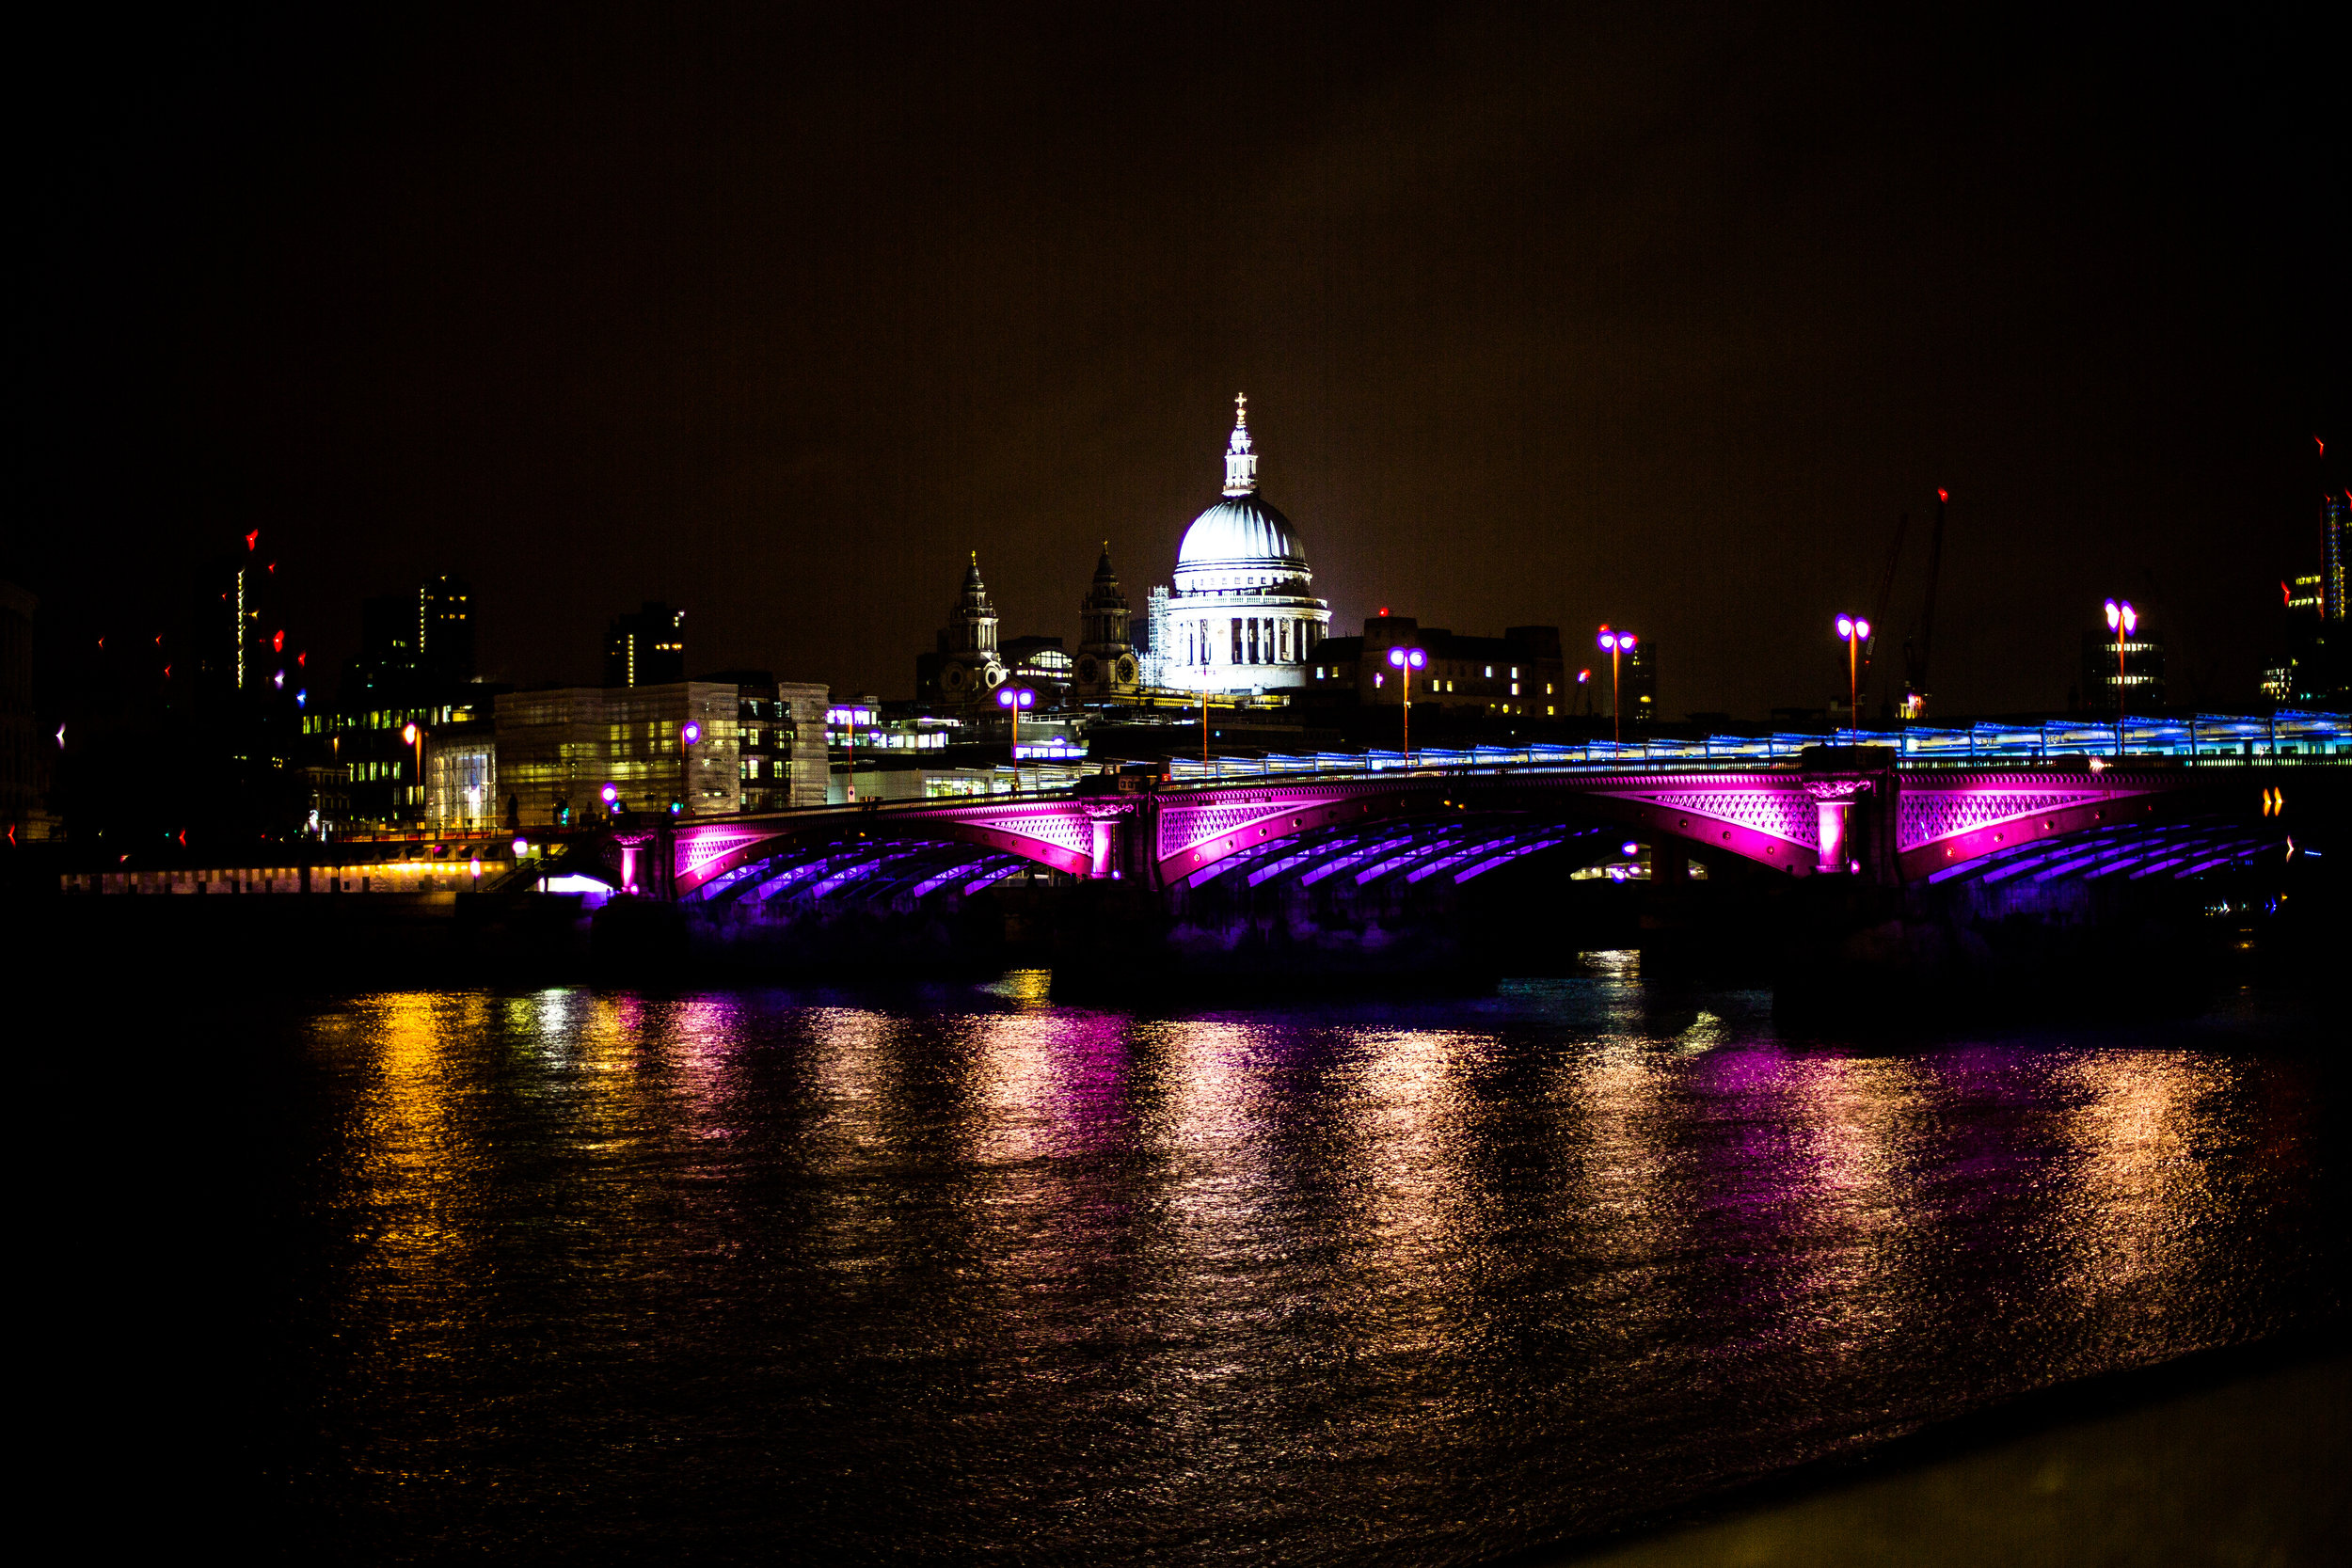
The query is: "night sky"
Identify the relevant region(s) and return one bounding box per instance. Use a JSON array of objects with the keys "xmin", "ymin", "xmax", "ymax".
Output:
[{"xmin": 17, "ymin": 3, "xmax": 2347, "ymax": 718}]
